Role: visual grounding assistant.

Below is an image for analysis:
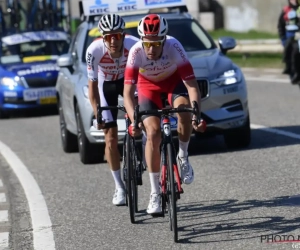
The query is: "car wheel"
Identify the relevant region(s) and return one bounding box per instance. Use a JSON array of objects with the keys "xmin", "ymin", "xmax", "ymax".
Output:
[
  {"xmin": 223, "ymin": 116, "xmax": 251, "ymax": 149},
  {"xmin": 75, "ymin": 103, "xmax": 104, "ymax": 164},
  {"xmin": 58, "ymin": 99, "xmax": 78, "ymax": 153}
]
